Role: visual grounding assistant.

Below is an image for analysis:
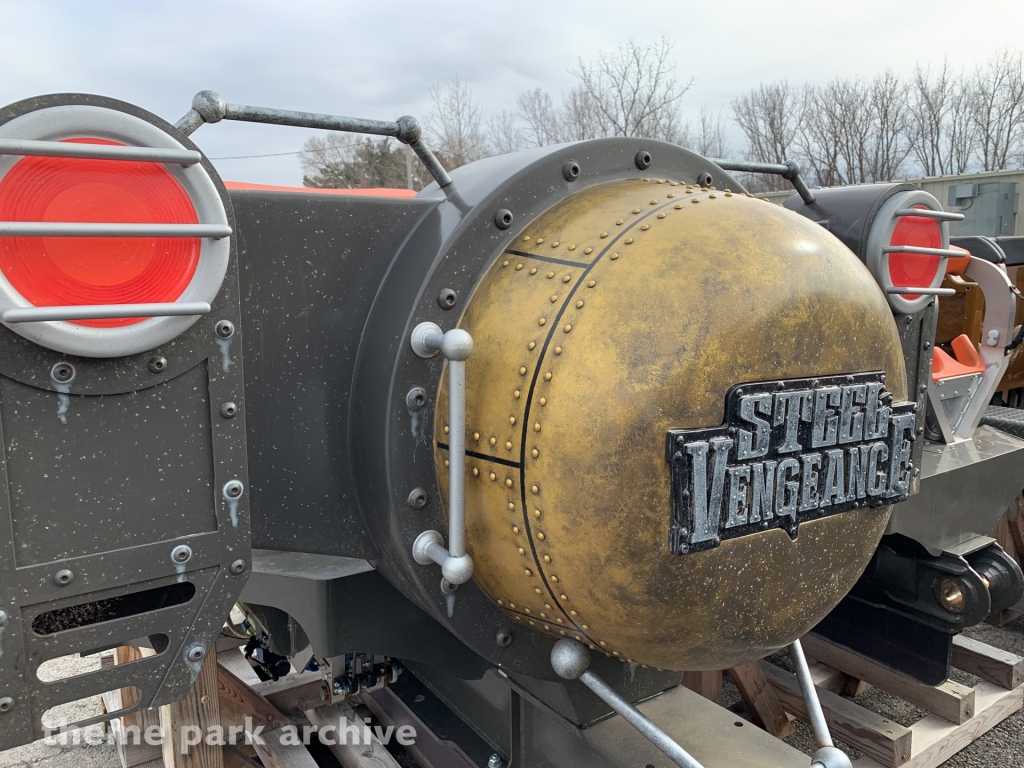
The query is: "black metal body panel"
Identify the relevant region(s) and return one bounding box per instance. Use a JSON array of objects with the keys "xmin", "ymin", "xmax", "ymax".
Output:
[
  {"xmin": 0, "ymin": 94, "xmax": 251, "ymax": 749},
  {"xmin": 232, "ymin": 190, "xmax": 435, "ymax": 557}
]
